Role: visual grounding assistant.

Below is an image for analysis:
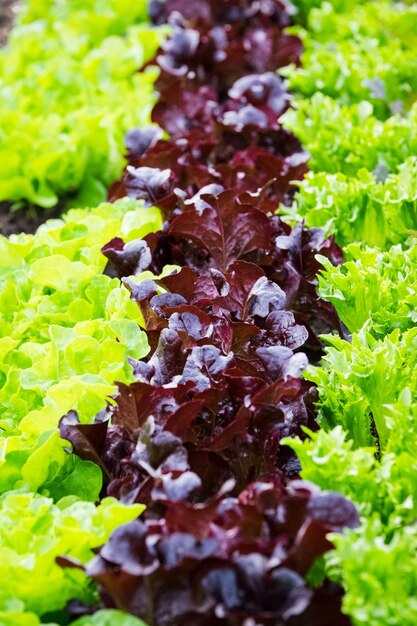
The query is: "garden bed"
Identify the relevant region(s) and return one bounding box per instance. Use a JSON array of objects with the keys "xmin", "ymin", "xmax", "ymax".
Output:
[{"xmin": 1, "ymin": 1, "xmax": 417, "ymax": 625}]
